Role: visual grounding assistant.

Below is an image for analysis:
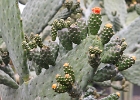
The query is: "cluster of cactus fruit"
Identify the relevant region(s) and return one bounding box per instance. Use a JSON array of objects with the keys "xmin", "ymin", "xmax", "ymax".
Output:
[
  {"xmin": 0, "ymin": 0, "xmax": 138, "ymax": 100},
  {"xmin": 49, "ymin": 5, "xmax": 135, "ymax": 99}
]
